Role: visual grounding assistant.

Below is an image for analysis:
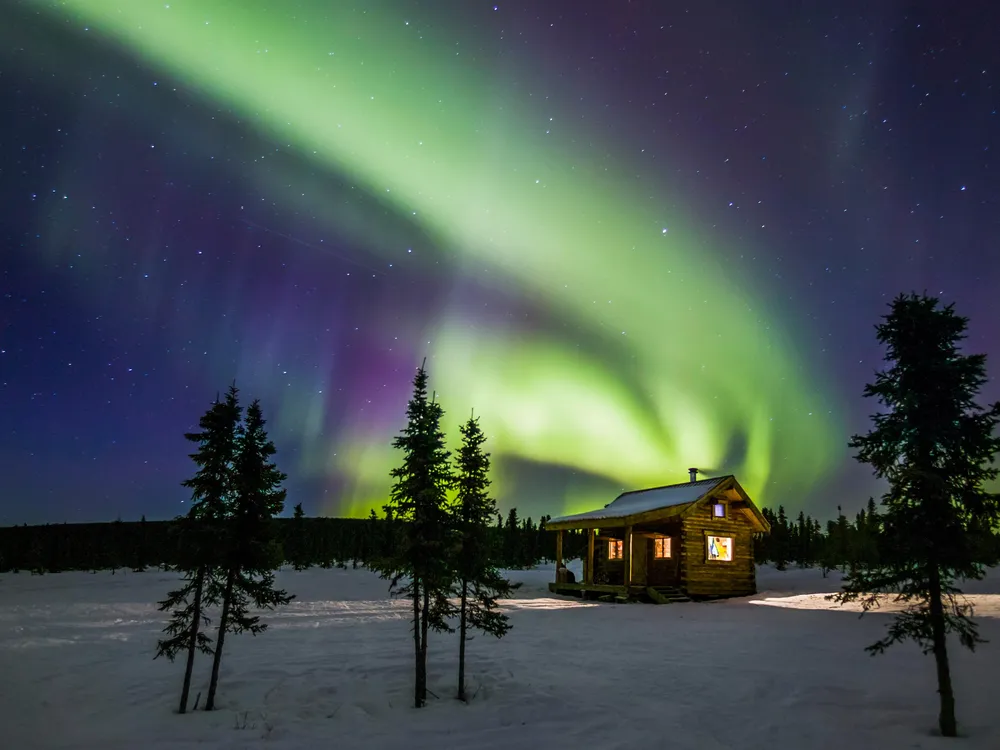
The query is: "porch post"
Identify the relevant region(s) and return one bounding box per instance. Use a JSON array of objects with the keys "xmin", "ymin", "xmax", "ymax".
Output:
[
  {"xmin": 555, "ymin": 530, "xmax": 564, "ymax": 583},
  {"xmin": 623, "ymin": 524, "xmax": 633, "ymax": 589},
  {"xmin": 586, "ymin": 529, "xmax": 595, "ymax": 584}
]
